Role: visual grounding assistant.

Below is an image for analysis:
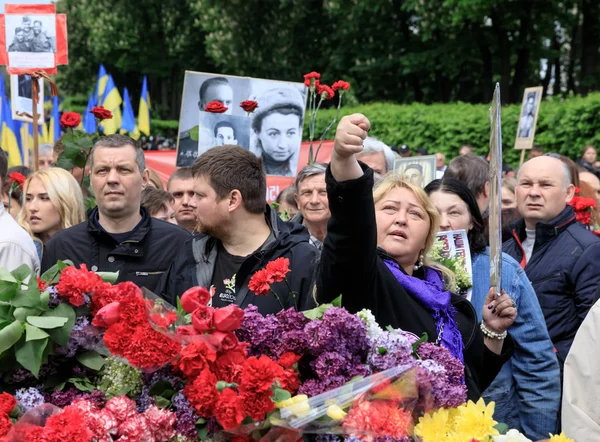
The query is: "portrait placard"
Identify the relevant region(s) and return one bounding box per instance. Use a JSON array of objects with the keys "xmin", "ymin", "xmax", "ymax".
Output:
[
  {"xmin": 176, "ymin": 71, "xmax": 307, "ymax": 176},
  {"xmin": 434, "ymin": 229, "xmax": 473, "ymax": 300},
  {"xmin": 392, "ymin": 155, "xmax": 437, "ymax": 188},
  {"xmin": 10, "ymin": 74, "xmax": 43, "ymax": 123},
  {"xmin": 514, "ymin": 86, "xmax": 543, "ymax": 150}
]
